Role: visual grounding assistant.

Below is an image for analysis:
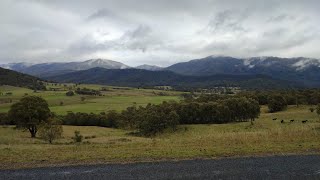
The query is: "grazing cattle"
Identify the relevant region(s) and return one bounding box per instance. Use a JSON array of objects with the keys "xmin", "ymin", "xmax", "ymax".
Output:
[
  {"xmin": 281, "ymin": 120, "xmax": 284, "ymax": 123},
  {"xmin": 272, "ymin": 118, "xmax": 277, "ymax": 121},
  {"xmin": 290, "ymin": 120, "xmax": 294, "ymax": 122},
  {"xmin": 302, "ymin": 120, "xmax": 308, "ymax": 123}
]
